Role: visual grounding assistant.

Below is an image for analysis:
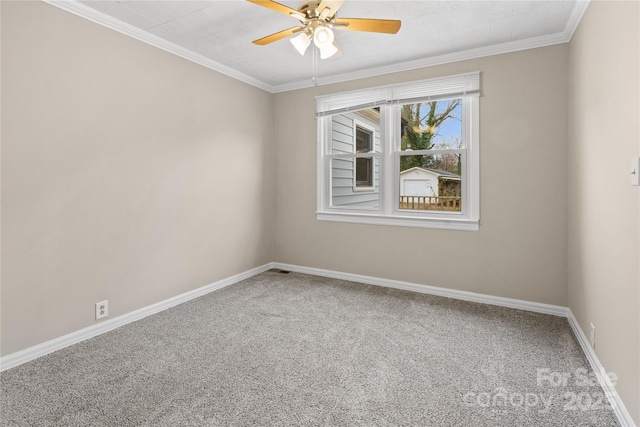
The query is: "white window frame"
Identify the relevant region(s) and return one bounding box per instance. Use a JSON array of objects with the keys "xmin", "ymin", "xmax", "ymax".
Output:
[
  {"xmin": 353, "ymin": 120, "xmax": 375, "ymax": 192},
  {"xmin": 316, "ymin": 72, "xmax": 480, "ymax": 231}
]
